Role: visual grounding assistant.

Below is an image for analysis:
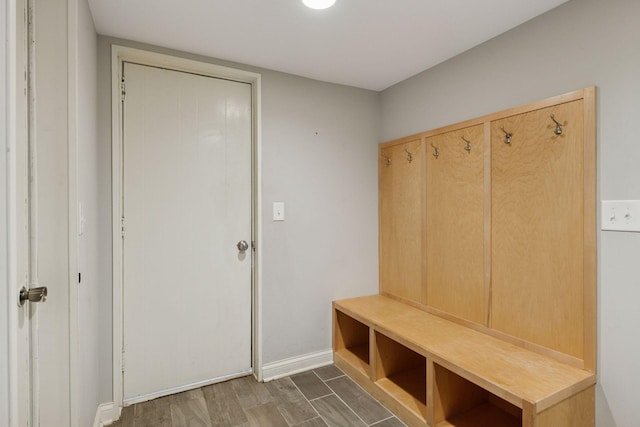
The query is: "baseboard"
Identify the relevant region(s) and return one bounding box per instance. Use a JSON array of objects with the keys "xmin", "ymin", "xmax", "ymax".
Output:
[
  {"xmin": 261, "ymin": 349, "xmax": 333, "ymax": 382},
  {"xmin": 93, "ymin": 402, "xmax": 117, "ymax": 427}
]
